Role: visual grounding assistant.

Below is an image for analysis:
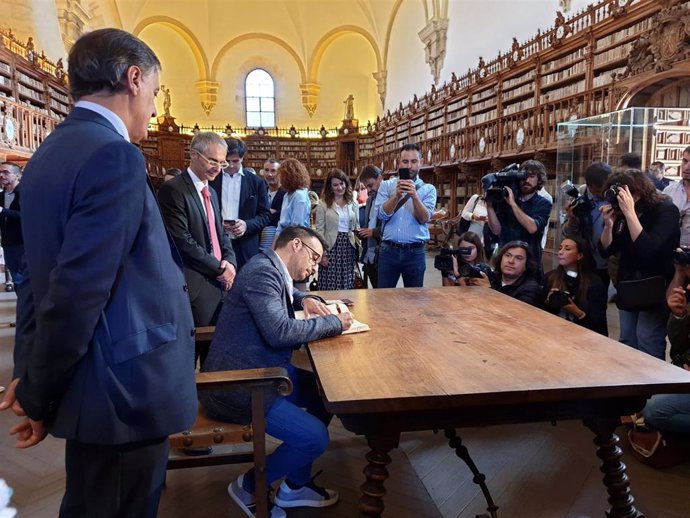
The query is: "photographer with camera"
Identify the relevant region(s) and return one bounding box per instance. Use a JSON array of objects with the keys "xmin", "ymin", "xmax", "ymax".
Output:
[
  {"xmin": 486, "ymin": 160, "xmax": 552, "ymax": 267},
  {"xmin": 562, "ymin": 162, "xmax": 613, "ymax": 291},
  {"xmin": 438, "ymin": 231, "xmax": 493, "ymax": 286},
  {"xmin": 599, "ymin": 169, "xmax": 680, "ymax": 360},
  {"xmin": 470, "ymin": 240, "xmax": 542, "ymax": 306},
  {"xmin": 544, "ymin": 237, "xmax": 608, "ymax": 335}
]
